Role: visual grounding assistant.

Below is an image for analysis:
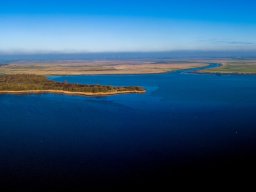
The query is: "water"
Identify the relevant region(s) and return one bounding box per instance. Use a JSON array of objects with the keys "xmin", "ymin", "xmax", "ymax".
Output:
[
  {"xmin": 1, "ymin": 51, "xmax": 256, "ymax": 64},
  {"xmin": 1, "ymin": 63, "xmax": 256, "ymax": 188}
]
